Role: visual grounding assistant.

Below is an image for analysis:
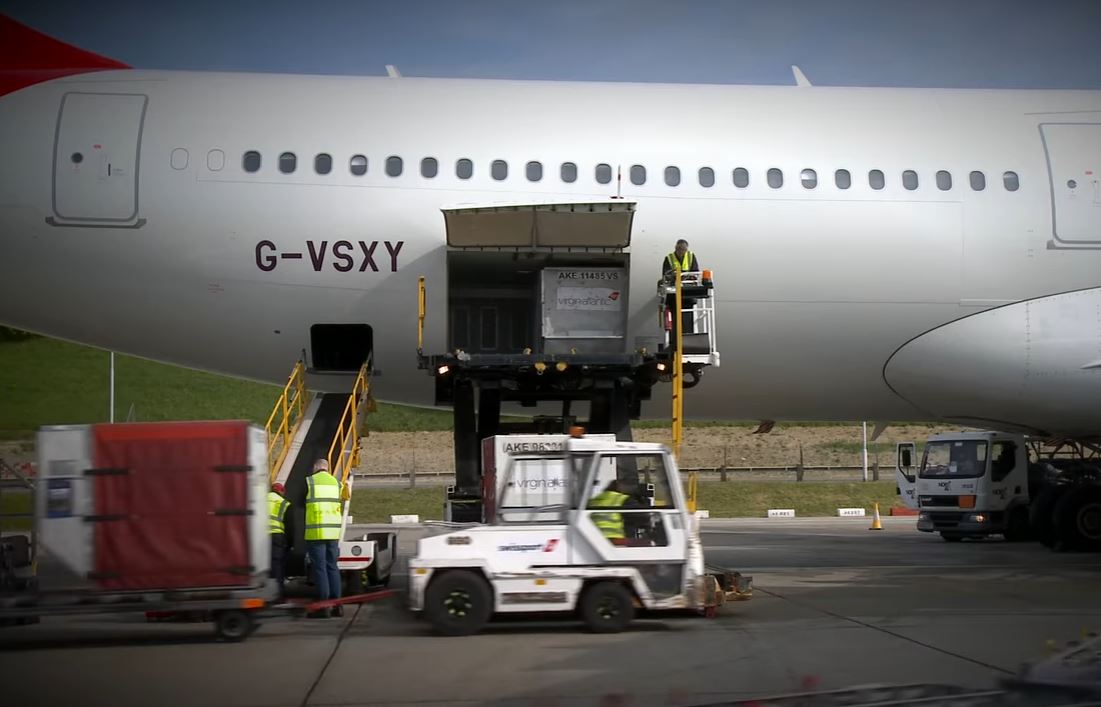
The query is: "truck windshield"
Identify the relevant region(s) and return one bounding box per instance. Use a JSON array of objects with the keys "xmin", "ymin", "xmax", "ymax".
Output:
[{"xmin": 920, "ymin": 440, "xmax": 988, "ymax": 478}]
